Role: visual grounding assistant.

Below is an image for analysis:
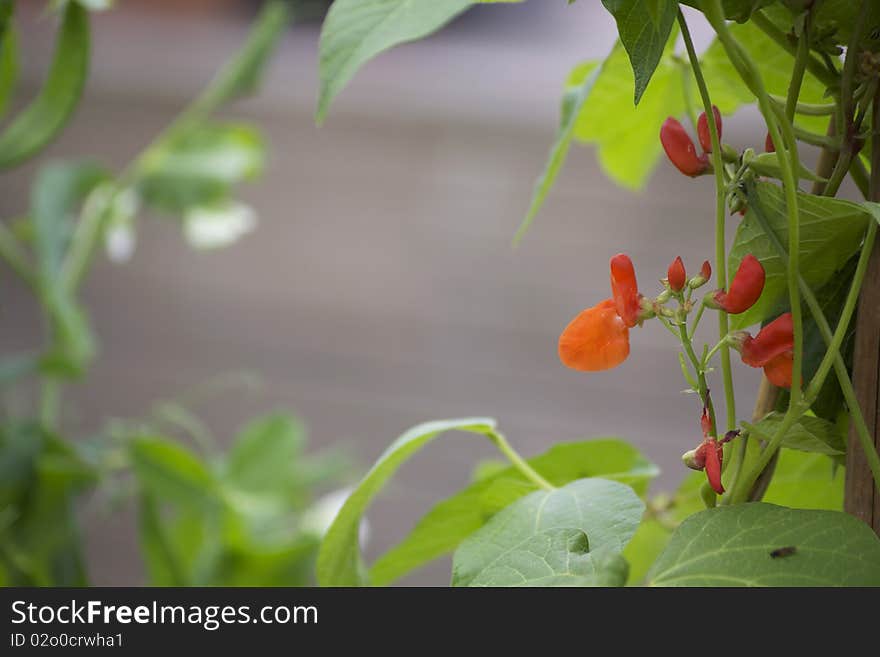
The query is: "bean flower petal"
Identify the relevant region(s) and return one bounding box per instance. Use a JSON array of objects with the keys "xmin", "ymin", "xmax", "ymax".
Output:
[
  {"xmin": 704, "ymin": 439, "xmax": 724, "ymax": 494},
  {"xmin": 610, "ymin": 253, "xmax": 641, "ymax": 328},
  {"xmin": 668, "ymin": 256, "xmax": 686, "ymax": 292},
  {"xmin": 763, "ymin": 352, "xmax": 794, "ymax": 389},
  {"xmin": 558, "ymin": 299, "xmax": 630, "ymax": 371},
  {"xmin": 713, "ymin": 254, "xmax": 765, "ymax": 314},
  {"xmin": 697, "ymin": 105, "xmax": 722, "ymax": 153},
  {"xmin": 741, "ymin": 313, "xmax": 794, "ymax": 367},
  {"xmin": 660, "ymin": 117, "xmax": 709, "ymax": 177}
]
